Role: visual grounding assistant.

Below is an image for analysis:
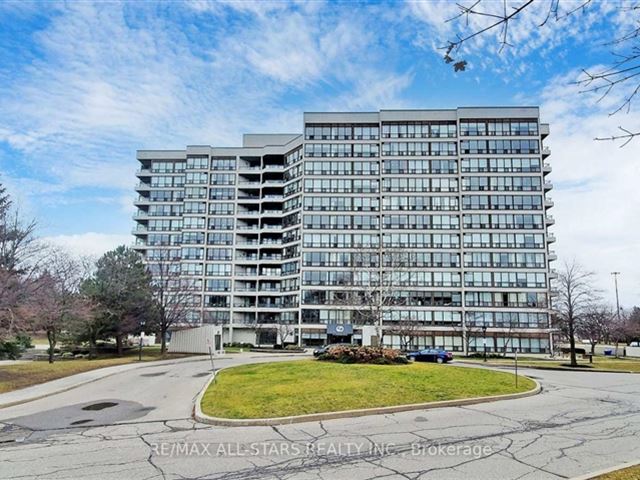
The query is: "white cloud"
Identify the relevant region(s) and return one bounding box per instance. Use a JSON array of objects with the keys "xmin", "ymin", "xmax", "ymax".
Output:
[
  {"xmin": 42, "ymin": 232, "xmax": 132, "ymax": 259},
  {"xmin": 0, "ymin": 1, "xmax": 412, "ymax": 200},
  {"xmin": 539, "ymin": 70, "xmax": 640, "ymax": 307},
  {"xmin": 405, "ymin": 0, "xmax": 612, "ymax": 73}
]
